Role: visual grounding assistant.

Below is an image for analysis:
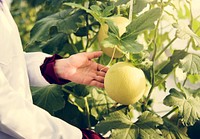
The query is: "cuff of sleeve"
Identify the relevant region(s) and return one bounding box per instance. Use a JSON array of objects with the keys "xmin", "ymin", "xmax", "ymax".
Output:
[
  {"xmin": 40, "ymin": 54, "xmax": 70, "ymax": 85},
  {"xmin": 81, "ymin": 129, "xmax": 105, "ymax": 139}
]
